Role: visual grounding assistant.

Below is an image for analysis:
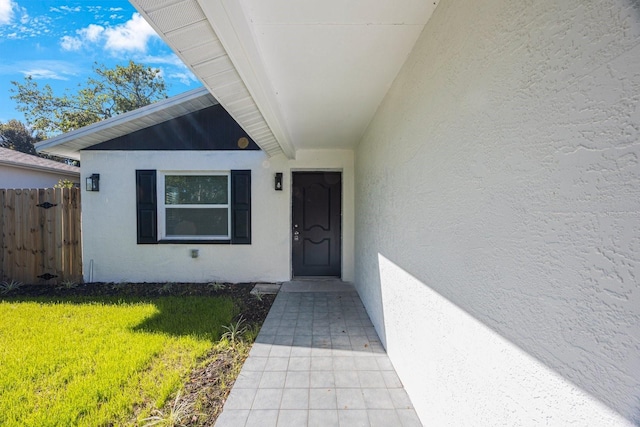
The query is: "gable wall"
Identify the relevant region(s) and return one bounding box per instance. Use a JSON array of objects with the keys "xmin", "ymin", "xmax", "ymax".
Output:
[
  {"xmin": 79, "ymin": 149, "xmax": 354, "ymax": 283},
  {"xmin": 354, "ymin": 0, "xmax": 639, "ymax": 424},
  {"xmin": 86, "ymin": 104, "xmax": 260, "ymax": 151}
]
